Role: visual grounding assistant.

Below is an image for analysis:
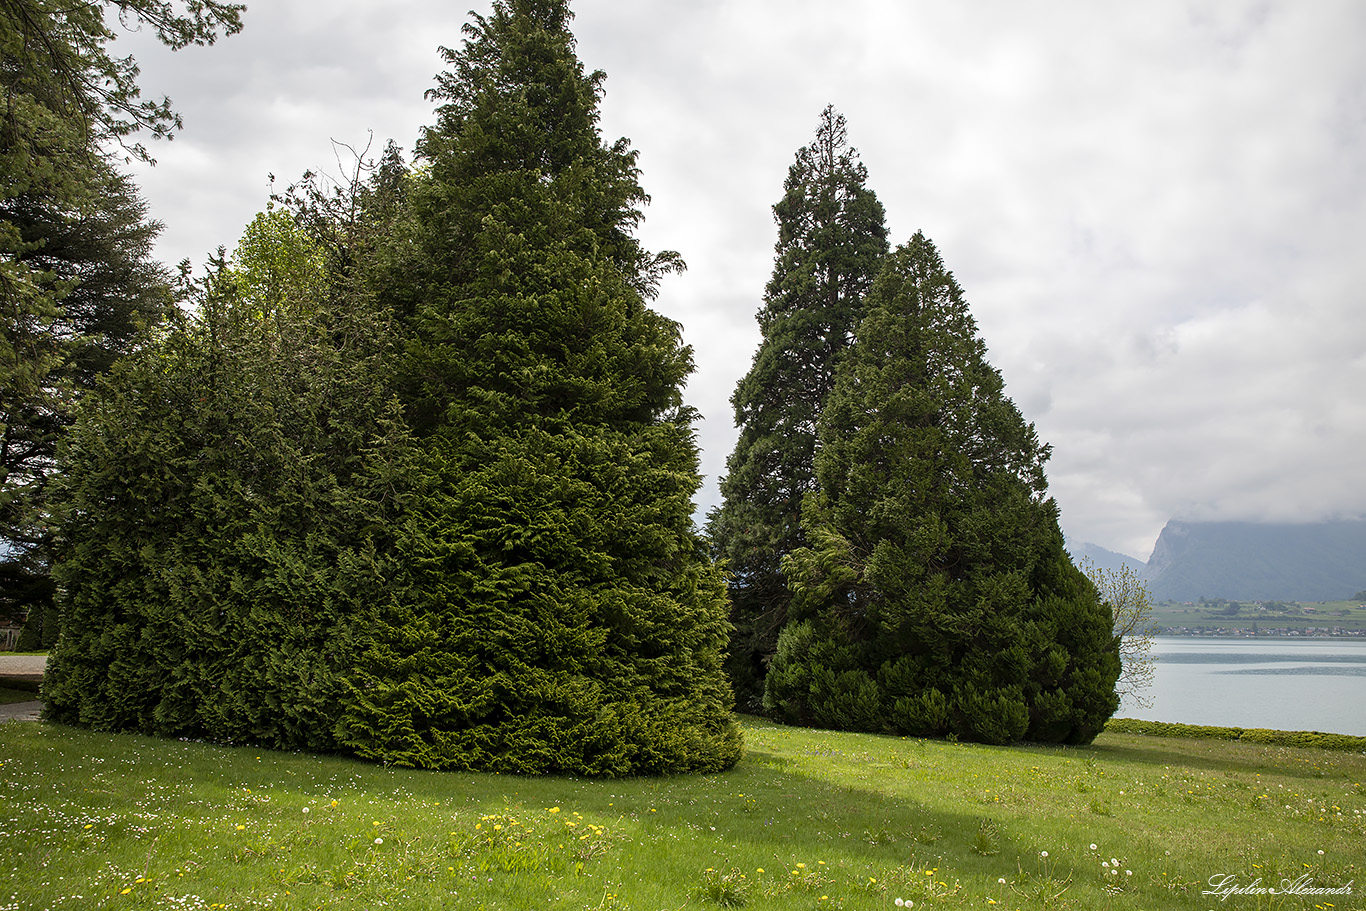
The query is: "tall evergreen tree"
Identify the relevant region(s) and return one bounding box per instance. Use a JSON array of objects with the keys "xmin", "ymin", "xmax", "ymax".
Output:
[
  {"xmin": 768, "ymin": 232, "xmax": 1120, "ymax": 745},
  {"xmin": 1, "ymin": 0, "xmax": 241, "ymax": 634},
  {"xmin": 333, "ymin": 0, "xmax": 740, "ymax": 776},
  {"xmin": 1, "ymin": 162, "xmax": 169, "ymax": 640},
  {"xmin": 708, "ymin": 106, "xmax": 888, "ymax": 709}
]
